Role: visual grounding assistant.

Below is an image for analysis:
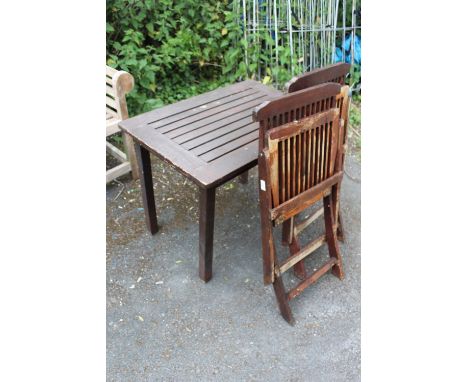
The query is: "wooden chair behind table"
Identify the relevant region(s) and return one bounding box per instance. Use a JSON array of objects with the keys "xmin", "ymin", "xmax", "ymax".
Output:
[
  {"xmin": 106, "ymin": 65, "xmax": 138, "ymax": 183},
  {"xmin": 284, "ymin": 62, "xmax": 351, "ymax": 244},
  {"xmin": 256, "ymin": 101, "xmax": 345, "ymax": 324},
  {"xmin": 254, "ymin": 82, "xmax": 343, "ymax": 281}
]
